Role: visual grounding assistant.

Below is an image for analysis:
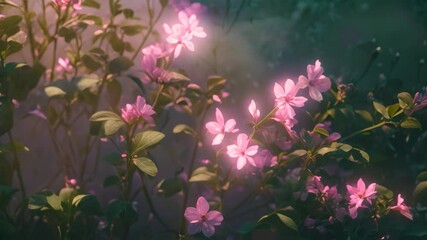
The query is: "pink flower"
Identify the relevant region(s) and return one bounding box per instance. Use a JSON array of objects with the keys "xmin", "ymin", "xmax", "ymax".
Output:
[
  {"xmin": 346, "ymin": 178, "xmax": 377, "ymax": 219},
  {"xmin": 390, "ymin": 194, "xmax": 413, "ymax": 220},
  {"xmin": 163, "ymin": 23, "xmax": 194, "ymax": 58},
  {"xmin": 141, "ymin": 54, "xmax": 169, "ymax": 83},
  {"xmin": 184, "ymin": 196, "xmax": 223, "ymax": 237},
  {"xmin": 298, "ymin": 60, "xmax": 331, "ymax": 102},
  {"xmin": 248, "ymin": 100, "xmax": 260, "ymax": 122},
  {"xmin": 205, "ymin": 108, "xmax": 238, "ymax": 145},
  {"xmin": 28, "ymin": 105, "xmax": 47, "ymax": 120},
  {"xmin": 162, "ymin": 11, "xmax": 206, "ymax": 58},
  {"xmin": 274, "ymin": 79, "xmax": 307, "ymax": 118},
  {"xmin": 272, "ymin": 108, "xmax": 297, "ymax": 133},
  {"xmin": 170, "ymin": 0, "xmax": 208, "ymax": 15},
  {"xmin": 55, "ymin": 57, "xmax": 73, "ymax": 73},
  {"xmin": 120, "ymin": 96, "xmax": 155, "ymax": 125},
  {"xmin": 142, "ymin": 43, "xmax": 171, "ymax": 59},
  {"xmin": 177, "ymin": 11, "xmax": 207, "ymax": 38},
  {"xmin": 413, "ymin": 88, "xmax": 427, "ymax": 113},
  {"xmin": 226, "ymin": 133, "xmax": 259, "ymax": 170},
  {"xmin": 53, "ymin": 0, "xmax": 82, "ymax": 10}
]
